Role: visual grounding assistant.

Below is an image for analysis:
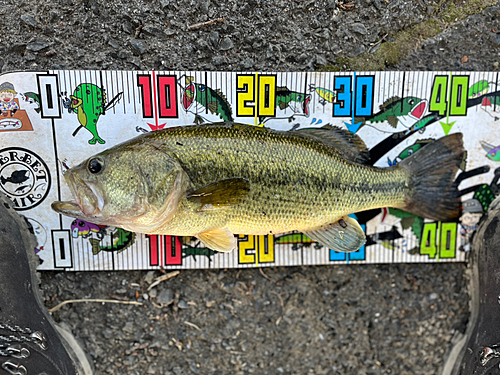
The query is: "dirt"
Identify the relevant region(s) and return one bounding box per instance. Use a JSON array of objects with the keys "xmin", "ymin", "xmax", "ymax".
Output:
[{"xmin": 1, "ymin": 0, "xmax": 499, "ymax": 373}]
